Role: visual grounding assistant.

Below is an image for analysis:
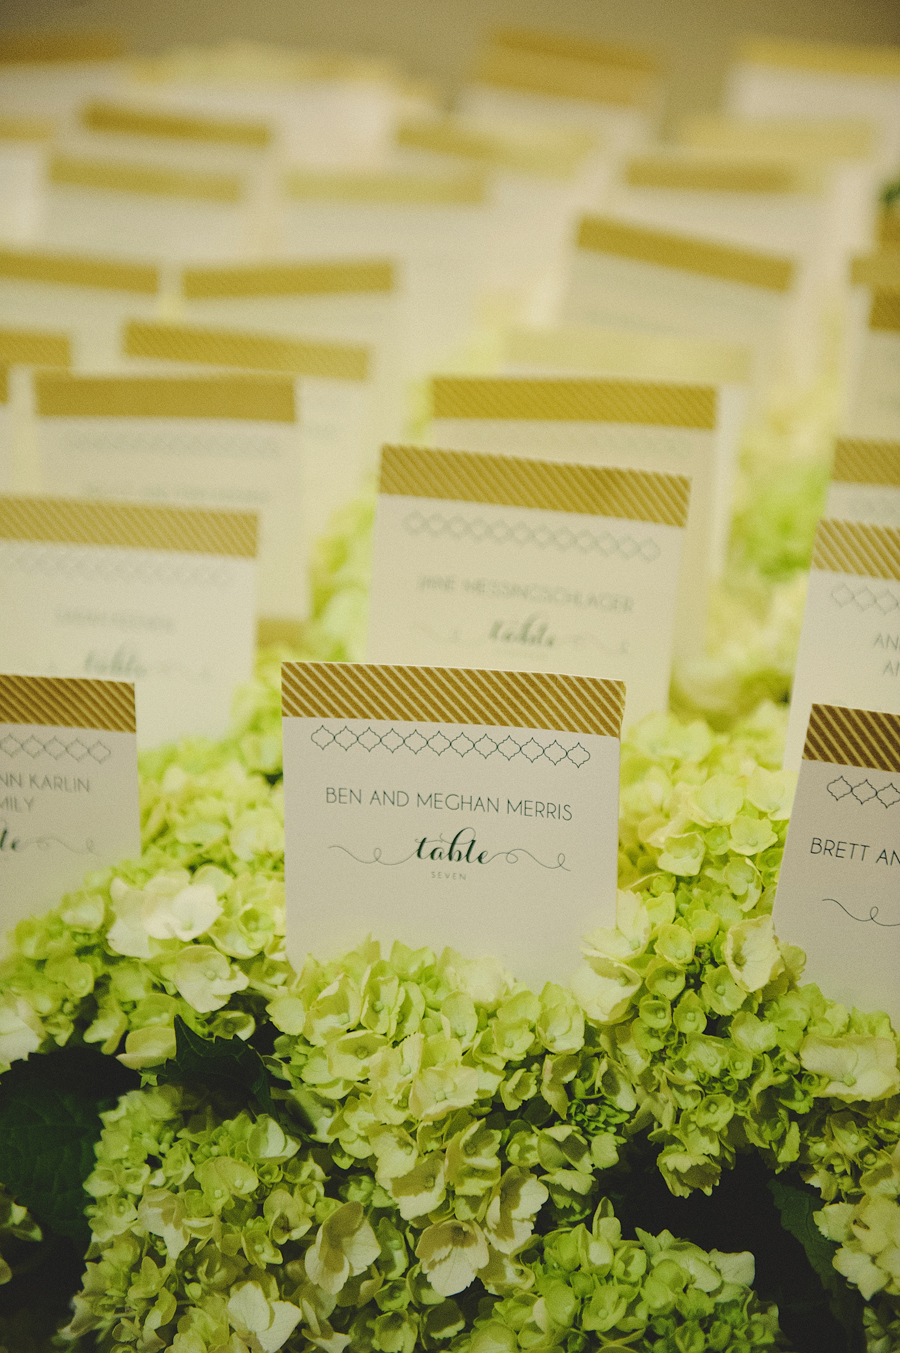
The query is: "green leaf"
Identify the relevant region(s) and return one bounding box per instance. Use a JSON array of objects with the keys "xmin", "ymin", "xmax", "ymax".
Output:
[
  {"xmin": 0, "ymin": 1047, "xmax": 137, "ymax": 1247},
  {"xmin": 160, "ymin": 1016, "xmax": 274, "ymax": 1112},
  {"xmin": 768, "ymin": 1177, "xmax": 861, "ymax": 1341}
]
